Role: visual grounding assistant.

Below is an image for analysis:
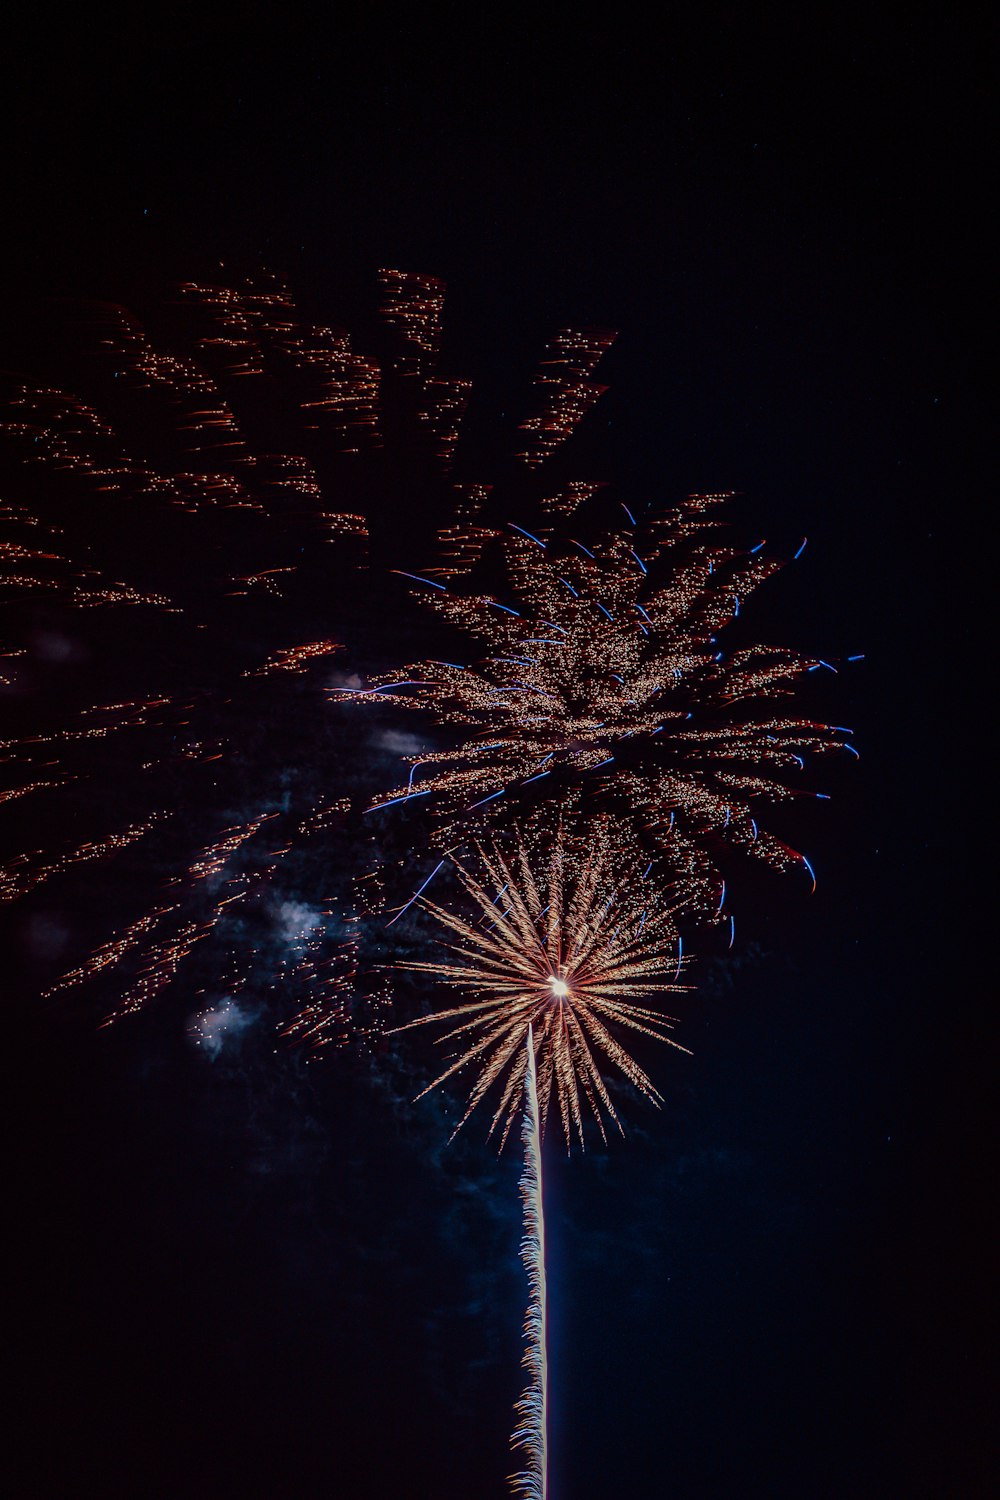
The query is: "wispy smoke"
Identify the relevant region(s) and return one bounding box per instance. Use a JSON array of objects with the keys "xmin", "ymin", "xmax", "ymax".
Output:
[
  {"xmin": 188, "ymin": 997, "xmax": 259, "ymax": 1059},
  {"xmin": 374, "ymin": 728, "xmax": 428, "ymax": 757},
  {"xmin": 272, "ymin": 899, "xmax": 326, "ymax": 946}
]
